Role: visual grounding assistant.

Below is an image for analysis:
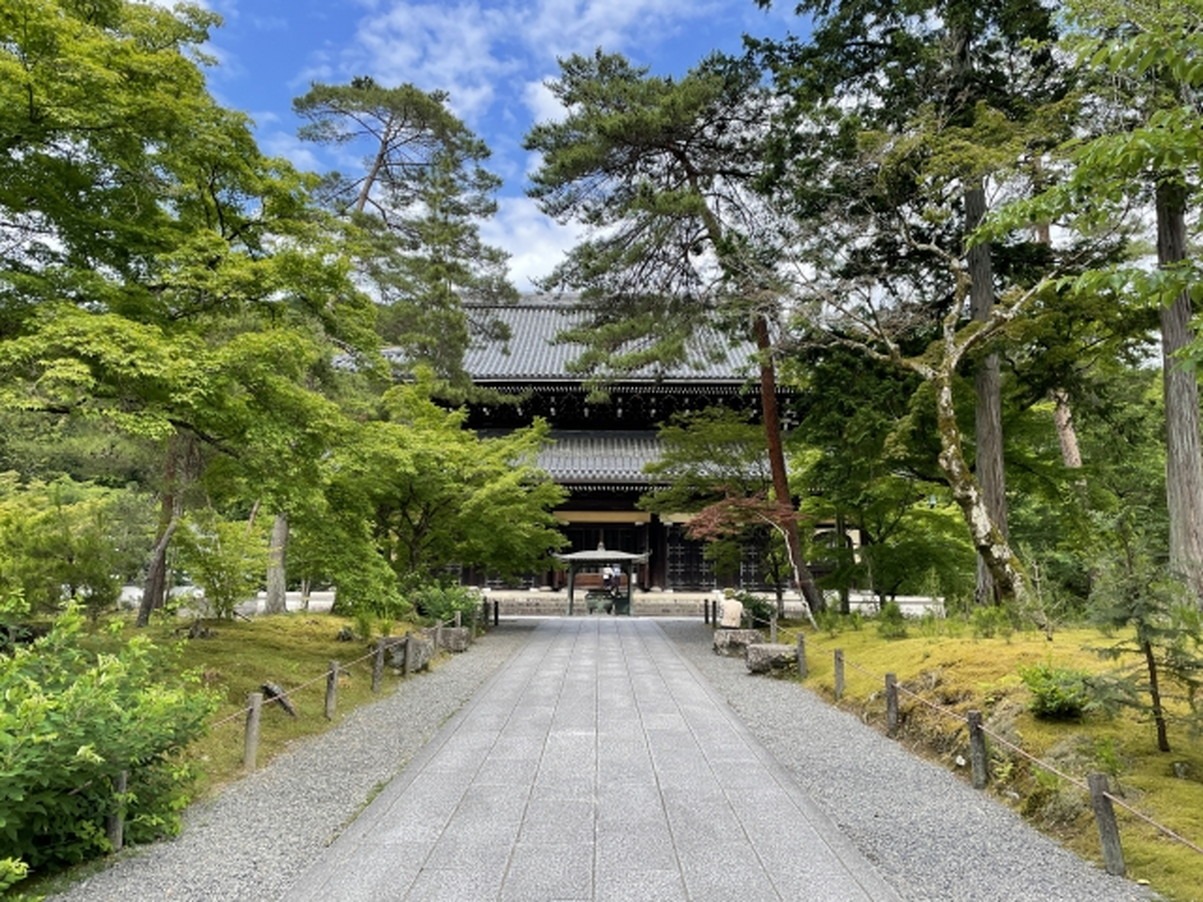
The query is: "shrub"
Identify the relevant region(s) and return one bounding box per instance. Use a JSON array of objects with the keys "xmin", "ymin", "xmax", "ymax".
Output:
[
  {"xmin": 734, "ymin": 592, "xmax": 774, "ymax": 629},
  {"xmin": 876, "ymin": 601, "xmax": 908, "ymax": 639},
  {"xmin": 0, "ymin": 607, "xmax": 217, "ymax": 873},
  {"xmin": 1019, "ymin": 663, "xmax": 1092, "ymax": 720},
  {"xmin": 971, "ymin": 605, "xmax": 1015, "ymax": 639},
  {"xmin": 409, "ymin": 583, "xmax": 479, "ymax": 624}
]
